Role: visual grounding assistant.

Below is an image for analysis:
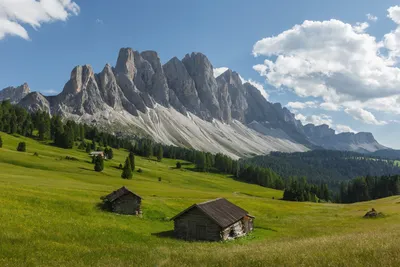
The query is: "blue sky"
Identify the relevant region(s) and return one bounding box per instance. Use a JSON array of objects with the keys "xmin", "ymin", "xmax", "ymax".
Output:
[{"xmin": 1, "ymin": 0, "xmax": 400, "ymax": 148}]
